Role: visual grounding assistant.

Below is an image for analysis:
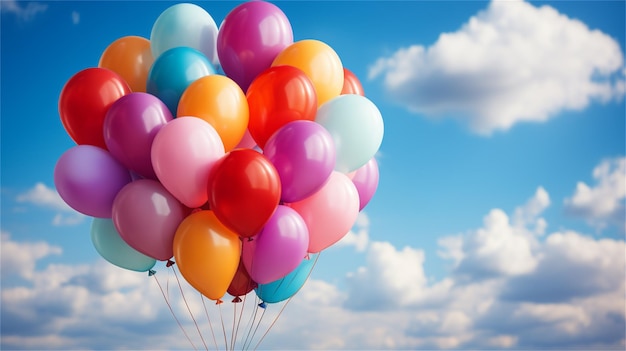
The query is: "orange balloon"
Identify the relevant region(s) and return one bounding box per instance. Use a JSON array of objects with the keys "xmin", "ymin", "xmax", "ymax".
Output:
[
  {"xmin": 98, "ymin": 36, "xmax": 154, "ymax": 93},
  {"xmin": 272, "ymin": 39, "xmax": 343, "ymax": 107},
  {"xmin": 173, "ymin": 210, "xmax": 242, "ymax": 300},
  {"xmin": 177, "ymin": 75, "xmax": 249, "ymax": 151},
  {"xmin": 341, "ymin": 68, "xmax": 364, "ymax": 96}
]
